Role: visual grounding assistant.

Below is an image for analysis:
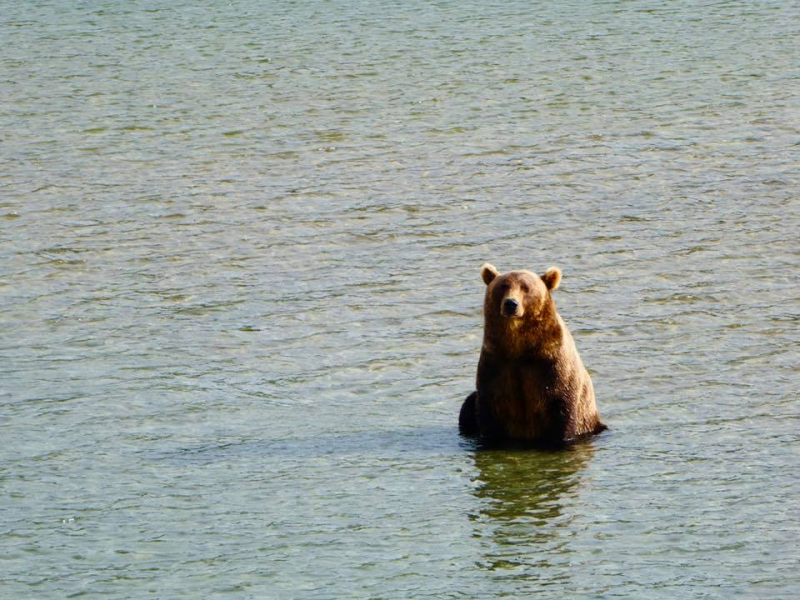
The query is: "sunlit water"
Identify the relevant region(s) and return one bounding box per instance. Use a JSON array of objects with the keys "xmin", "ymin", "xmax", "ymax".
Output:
[{"xmin": 2, "ymin": 0, "xmax": 799, "ymax": 598}]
